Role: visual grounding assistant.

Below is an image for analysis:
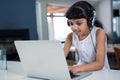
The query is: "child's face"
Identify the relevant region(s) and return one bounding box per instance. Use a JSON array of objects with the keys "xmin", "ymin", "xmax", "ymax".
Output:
[{"xmin": 68, "ymin": 18, "xmax": 90, "ymax": 36}]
